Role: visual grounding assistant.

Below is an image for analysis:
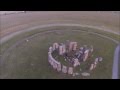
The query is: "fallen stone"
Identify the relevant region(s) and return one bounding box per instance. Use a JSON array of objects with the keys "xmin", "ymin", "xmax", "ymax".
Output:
[
  {"xmin": 75, "ymin": 73, "xmax": 79, "ymax": 75},
  {"xmin": 72, "ymin": 73, "xmax": 75, "ymax": 76},
  {"xmin": 26, "ymin": 39, "xmax": 29, "ymax": 42},
  {"xmin": 99, "ymin": 57, "xmax": 103, "ymax": 62},
  {"xmin": 81, "ymin": 72, "xmax": 90, "ymax": 76},
  {"xmin": 79, "ymin": 68, "xmax": 82, "ymax": 71}
]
